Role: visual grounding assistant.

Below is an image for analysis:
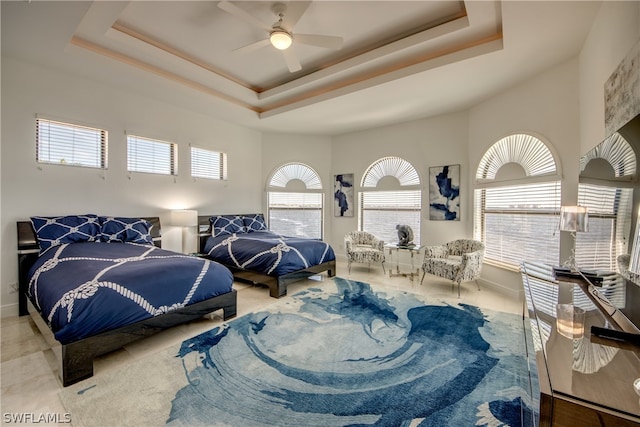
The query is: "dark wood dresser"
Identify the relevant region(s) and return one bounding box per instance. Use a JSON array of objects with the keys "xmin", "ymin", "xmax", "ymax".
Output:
[{"xmin": 521, "ymin": 262, "xmax": 640, "ymax": 426}]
